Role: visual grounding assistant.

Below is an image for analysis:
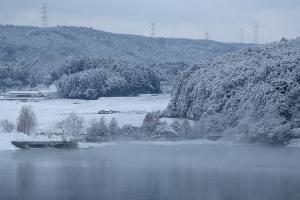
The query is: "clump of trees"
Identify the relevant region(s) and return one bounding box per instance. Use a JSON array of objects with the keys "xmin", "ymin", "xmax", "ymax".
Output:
[
  {"xmin": 86, "ymin": 117, "xmax": 121, "ymax": 142},
  {"xmin": 84, "ymin": 113, "xmax": 198, "ymax": 142},
  {"xmin": 165, "ymin": 38, "xmax": 300, "ymax": 144},
  {"xmin": 0, "ymin": 62, "xmax": 43, "ymax": 92},
  {"xmin": 56, "ymin": 112, "xmax": 85, "ymax": 139},
  {"xmin": 0, "ymin": 64, "xmax": 29, "ymax": 91},
  {"xmin": 16, "ymin": 106, "xmax": 37, "ymax": 135},
  {"xmin": 50, "ymin": 58, "xmax": 161, "ymax": 100},
  {"xmin": 150, "ymin": 62, "xmax": 190, "ymax": 84}
]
